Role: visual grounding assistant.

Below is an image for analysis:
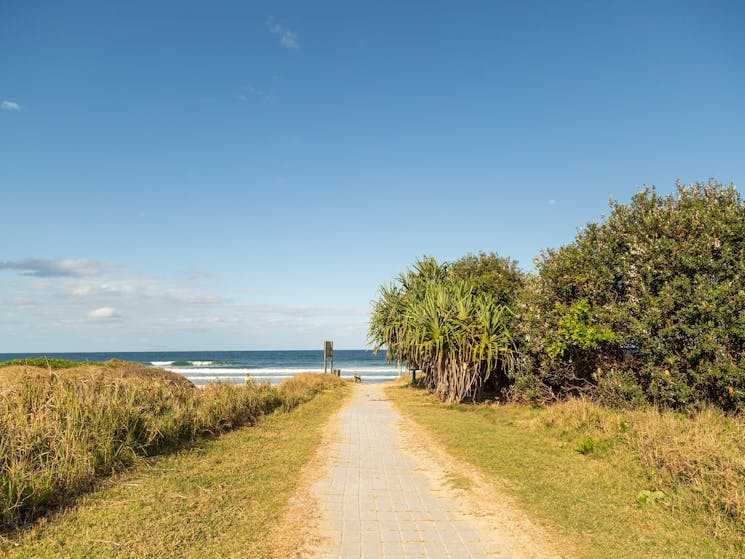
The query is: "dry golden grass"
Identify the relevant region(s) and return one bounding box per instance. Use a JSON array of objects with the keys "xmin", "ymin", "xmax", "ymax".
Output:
[
  {"xmin": 0, "ymin": 383, "xmax": 350, "ymax": 558},
  {"xmin": 540, "ymin": 398, "xmax": 745, "ymax": 538},
  {"xmin": 0, "ymin": 366, "xmax": 49, "ymax": 388},
  {"xmin": 276, "ymin": 372, "xmax": 350, "ymax": 409},
  {"xmin": 0, "ymin": 361, "xmax": 345, "ymax": 532},
  {"xmin": 0, "ymin": 359, "xmax": 192, "ymax": 389}
]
